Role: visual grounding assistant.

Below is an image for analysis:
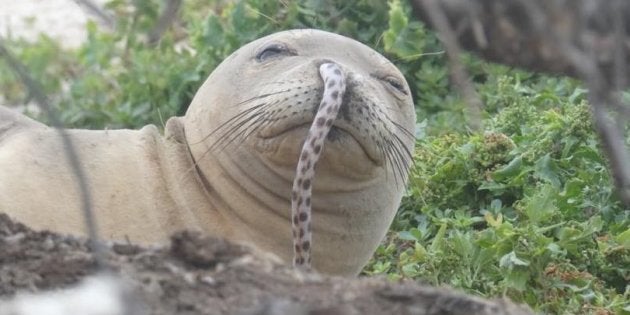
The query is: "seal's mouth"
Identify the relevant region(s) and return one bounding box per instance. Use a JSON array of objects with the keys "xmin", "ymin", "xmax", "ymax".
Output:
[{"xmin": 257, "ymin": 119, "xmax": 381, "ymax": 165}]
